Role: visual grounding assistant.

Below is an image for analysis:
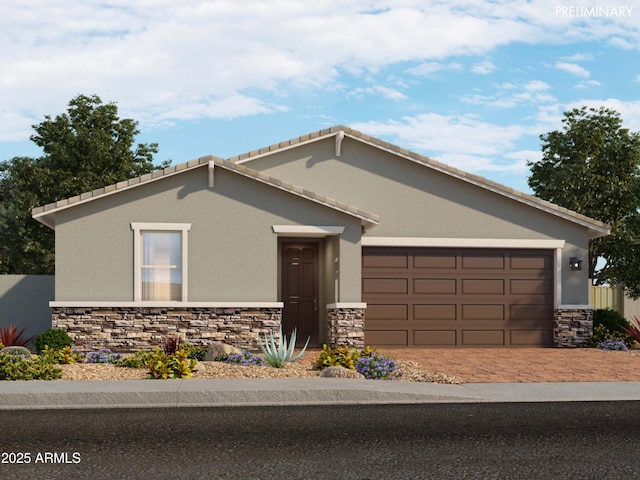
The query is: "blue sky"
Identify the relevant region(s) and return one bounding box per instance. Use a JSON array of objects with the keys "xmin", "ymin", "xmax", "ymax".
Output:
[{"xmin": 1, "ymin": 1, "xmax": 639, "ymax": 194}]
